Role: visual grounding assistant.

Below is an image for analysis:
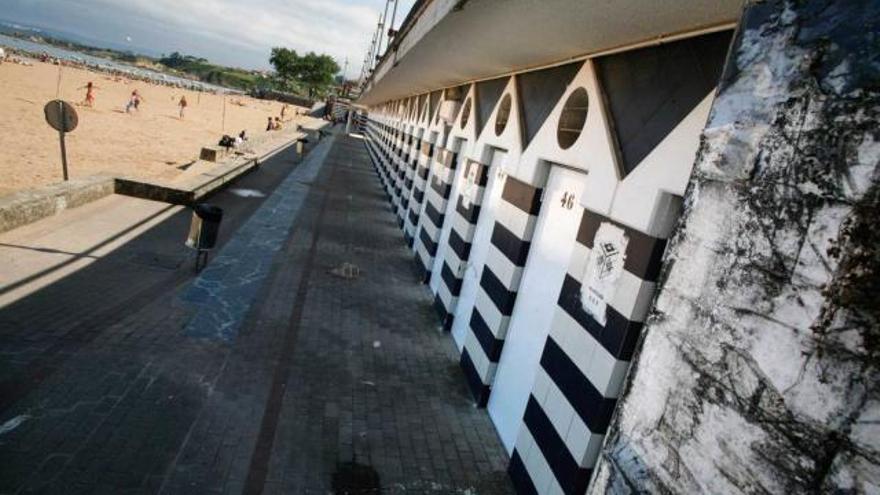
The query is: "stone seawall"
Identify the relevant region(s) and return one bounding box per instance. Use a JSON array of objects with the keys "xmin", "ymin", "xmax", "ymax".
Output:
[
  {"xmin": 0, "ymin": 175, "xmax": 115, "ymax": 234},
  {"xmin": 589, "ymin": 1, "xmax": 880, "ymax": 492}
]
